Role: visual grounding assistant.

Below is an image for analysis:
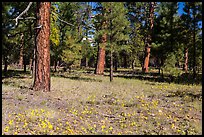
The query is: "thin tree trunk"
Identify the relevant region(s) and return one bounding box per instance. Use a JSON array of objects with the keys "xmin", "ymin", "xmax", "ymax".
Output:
[
  {"xmin": 19, "ymin": 33, "xmax": 24, "ymax": 69},
  {"xmin": 29, "ymin": 58, "xmax": 33, "ymax": 74},
  {"xmin": 193, "ymin": 4, "xmax": 196, "ymax": 79},
  {"xmin": 183, "ymin": 5, "xmax": 190, "ymax": 74},
  {"xmin": 183, "ymin": 48, "xmax": 188, "ymax": 73},
  {"xmin": 110, "ymin": 49, "xmax": 113, "ymax": 82},
  {"xmin": 33, "ymin": 2, "xmax": 51, "ymax": 91},
  {"xmin": 142, "ymin": 2, "xmax": 155, "ymax": 73},
  {"xmin": 32, "ymin": 46, "xmax": 36, "ymax": 78}
]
